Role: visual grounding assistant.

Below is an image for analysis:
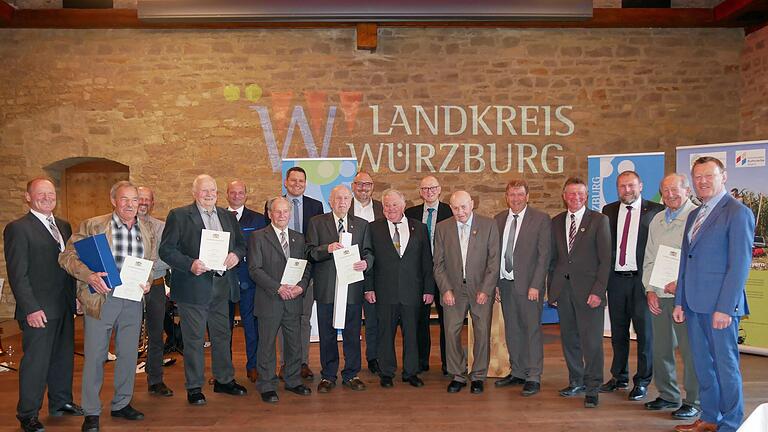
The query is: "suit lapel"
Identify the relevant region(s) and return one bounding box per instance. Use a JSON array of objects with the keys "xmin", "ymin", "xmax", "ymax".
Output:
[
  {"xmin": 570, "ymin": 209, "xmax": 592, "ymax": 255},
  {"xmin": 187, "ymin": 204, "xmax": 205, "ymax": 231},
  {"xmin": 400, "ymin": 221, "xmax": 418, "ymax": 258},
  {"xmin": 513, "ymin": 211, "xmax": 533, "ymax": 260},
  {"xmin": 265, "ymin": 227, "xmax": 287, "ymax": 258},
  {"xmin": 690, "ymin": 196, "xmax": 730, "ymax": 250},
  {"xmin": 26, "ymin": 212, "xmax": 61, "ymax": 250}
]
